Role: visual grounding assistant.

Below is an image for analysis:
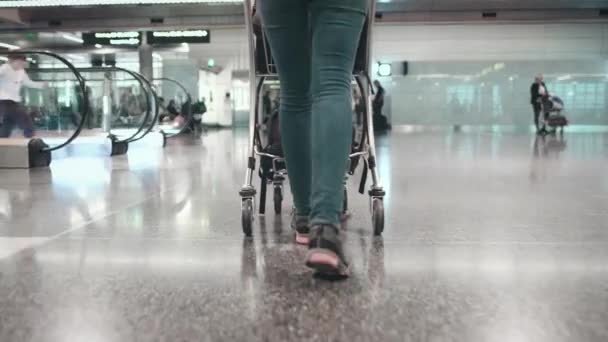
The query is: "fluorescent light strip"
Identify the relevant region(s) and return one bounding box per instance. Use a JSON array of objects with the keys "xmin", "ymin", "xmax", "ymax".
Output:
[
  {"xmin": 153, "ymin": 30, "xmax": 208, "ymax": 38},
  {"xmin": 62, "ymin": 34, "xmax": 84, "ymax": 44},
  {"xmin": 67, "ymin": 54, "xmax": 85, "ymax": 61},
  {"xmin": 0, "ymin": 0, "xmax": 241, "ymax": 7},
  {"xmin": 0, "ymin": 42, "xmax": 20, "ymax": 50}
]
